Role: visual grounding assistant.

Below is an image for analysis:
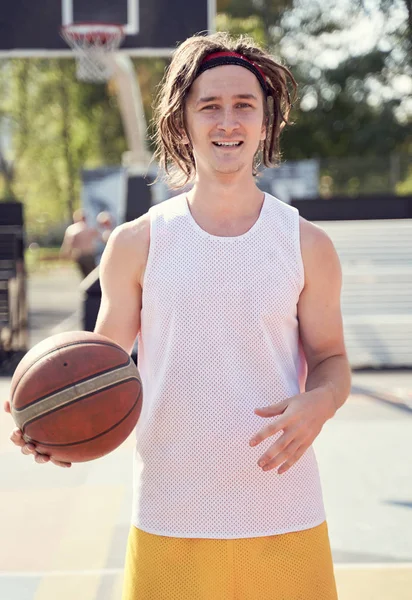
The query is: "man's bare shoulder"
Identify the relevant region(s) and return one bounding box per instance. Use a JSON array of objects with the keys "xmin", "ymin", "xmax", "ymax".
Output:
[
  {"xmin": 299, "ymin": 216, "xmax": 336, "ymax": 255},
  {"xmin": 111, "ymin": 213, "xmax": 150, "ymax": 247},
  {"xmin": 299, "ymin": 216, "xmax": 341, "ymax": 285},
  {"xmin": 64, "ymin": 222, "xmax": 78, "ymax": 236},
  {"xmin": 102, "ymin": 213, "xmax": 150, "ymax": 286}
]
